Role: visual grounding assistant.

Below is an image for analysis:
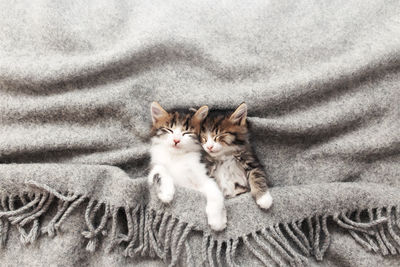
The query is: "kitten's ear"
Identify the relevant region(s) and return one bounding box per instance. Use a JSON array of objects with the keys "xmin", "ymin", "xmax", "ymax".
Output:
[
  {"xmin": 150, "ymin": 102, "xmax": 168, "ymax": 124},
  {"xmin": 193, "ymin": 106, "xmax": 209, "ymax": 122},
  {"xmin": 229, "ymin": 103, "xmax": 247, "ymax": 125}
]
